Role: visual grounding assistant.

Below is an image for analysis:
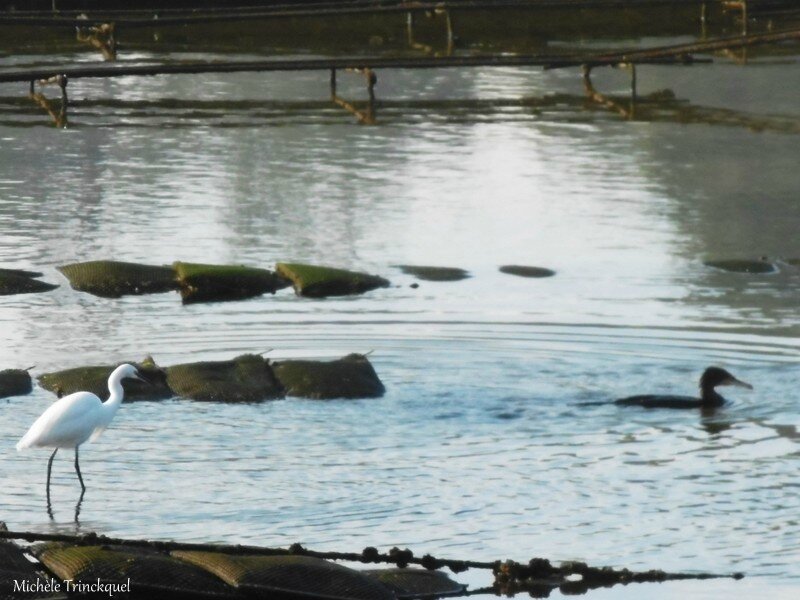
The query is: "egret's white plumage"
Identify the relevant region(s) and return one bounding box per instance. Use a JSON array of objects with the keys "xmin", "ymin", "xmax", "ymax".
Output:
[
  {"xmin": 18, "ymin": 391, "xmax": 109, "ymax": 450},
  {"xmin": 17, "ymin": 363, "xmax": 144, "ymax": 504}
]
